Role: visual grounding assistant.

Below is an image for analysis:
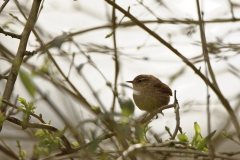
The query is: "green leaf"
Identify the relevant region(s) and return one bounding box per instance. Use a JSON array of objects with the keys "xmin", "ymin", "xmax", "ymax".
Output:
[
  {"xmin": 165, "ymin": 126, "xmax": 170, "ymax": 132},
  {"xmin": 77, "ymin": 63, "xmax": 86, "ymax": 73},
  {"xmin": 145, "ymin": 126, "xmax": 152, "ymax": 134},
  {"xmin": 192, "ymin": 134, "xmax": 202, "ymax": 147},
  {"xmin": 38, "ymin": 139, "xmax": 49, "ymax": 148},
  {"xmin": 72, "ymin": 52, "xmax": 76, "ymax": 59},
  {"xmin": 91, "ymin": 106, "xmax": 101, "ymax": 114},
  {"xmin": 177, "ymin": 134, "xmax": 188, "ymax": 142},
  {"xmin": 42, "ymin": 146, "xmax": 52, "ymax": 155},
  {"xmin": 34, "ymin": 147, "xmax": 41, "ymax": 156},
  {"xmin": 27, "ymin": 102, "xmax": 37, "ymax": 112},
  {"xmin": 2, "ymin": 21, "xmax": 14, "ymax": 30},
  {"xmin": 222, "ymin": 131, "xmax": 227, "ymax": 136},
  {"xmin": 18, "ymin": 97, "xmax": 27, "ymax": 106},
  {"xmin": 165, "ymin": 126, "xmax": 173, "ymax": 138},
  {"xmin": 196, "ymin": 130, "xmax": 216, "ymax": 150},
  {"xmin": 153, "ymin": 133, "xmax": 162, "ymax": 143},
  {"xmin": 35, "ymin": 130, "xmax": 45, "ymax": 136},
  {"xmin": 39, "ymin": 57, "xmax": 51, "ymax": 74},
  {"xmin": 20, "ymin": 150, "xmax": 26, "ymax": 157},
  {"xmin": 87, "ymin": 138, "xmax": 101, "ymax": 154},
  {"xmin": 194, "ymin": 122, "xmax": 201, "ymax": 135},
  {"xmin": 118, "ymin": 96, "xmax": 135, "ymax": 116},
  {"xmin": 222, "ymin": 131, "xmax": 232, "ymax": 139},
  {"xmin": 54, "ymin": 137, "xmax": 61, "ymax": 143},
  {"xmin": 127, "ymin": 6, "xmax": 131, "ymax": 12},
  {"xmin": 71, "ymin": 141, "xmax": 79, "ymax": 147},
  {"xmin": 105, "ymin": 33, "xmax": 113, "ymax": 38},
  {"xmin": 135, "ymin": 125, "xmax": 147, "ymax": 143},
  {"xmin": 0, "ymin": 112, "xmax": 5, "ymax": 124},
  {"xmin": 50, "ymin": 140, "xmax": 59, "ymax": 149},
  {"xmin": 51, "ymin": 137, "xmax": 61, "ymax": 148},
  {"xmin": 19, "ymin": 69, "xmax": 36, "ymax": 98},
  {"xmin": 196, "ymin": 139, "xmax": 206, "ymax": 150},
  {"xmin": 205, "ymin": 130, "xmax": 216, "ymax": 141},
  {"xmin": 179, "ymin": 127, "xmax": 183, "ymax": 134},
  {"xmin": 47, "ymin": 120, "xmax": 51, "ymax": 125}
]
